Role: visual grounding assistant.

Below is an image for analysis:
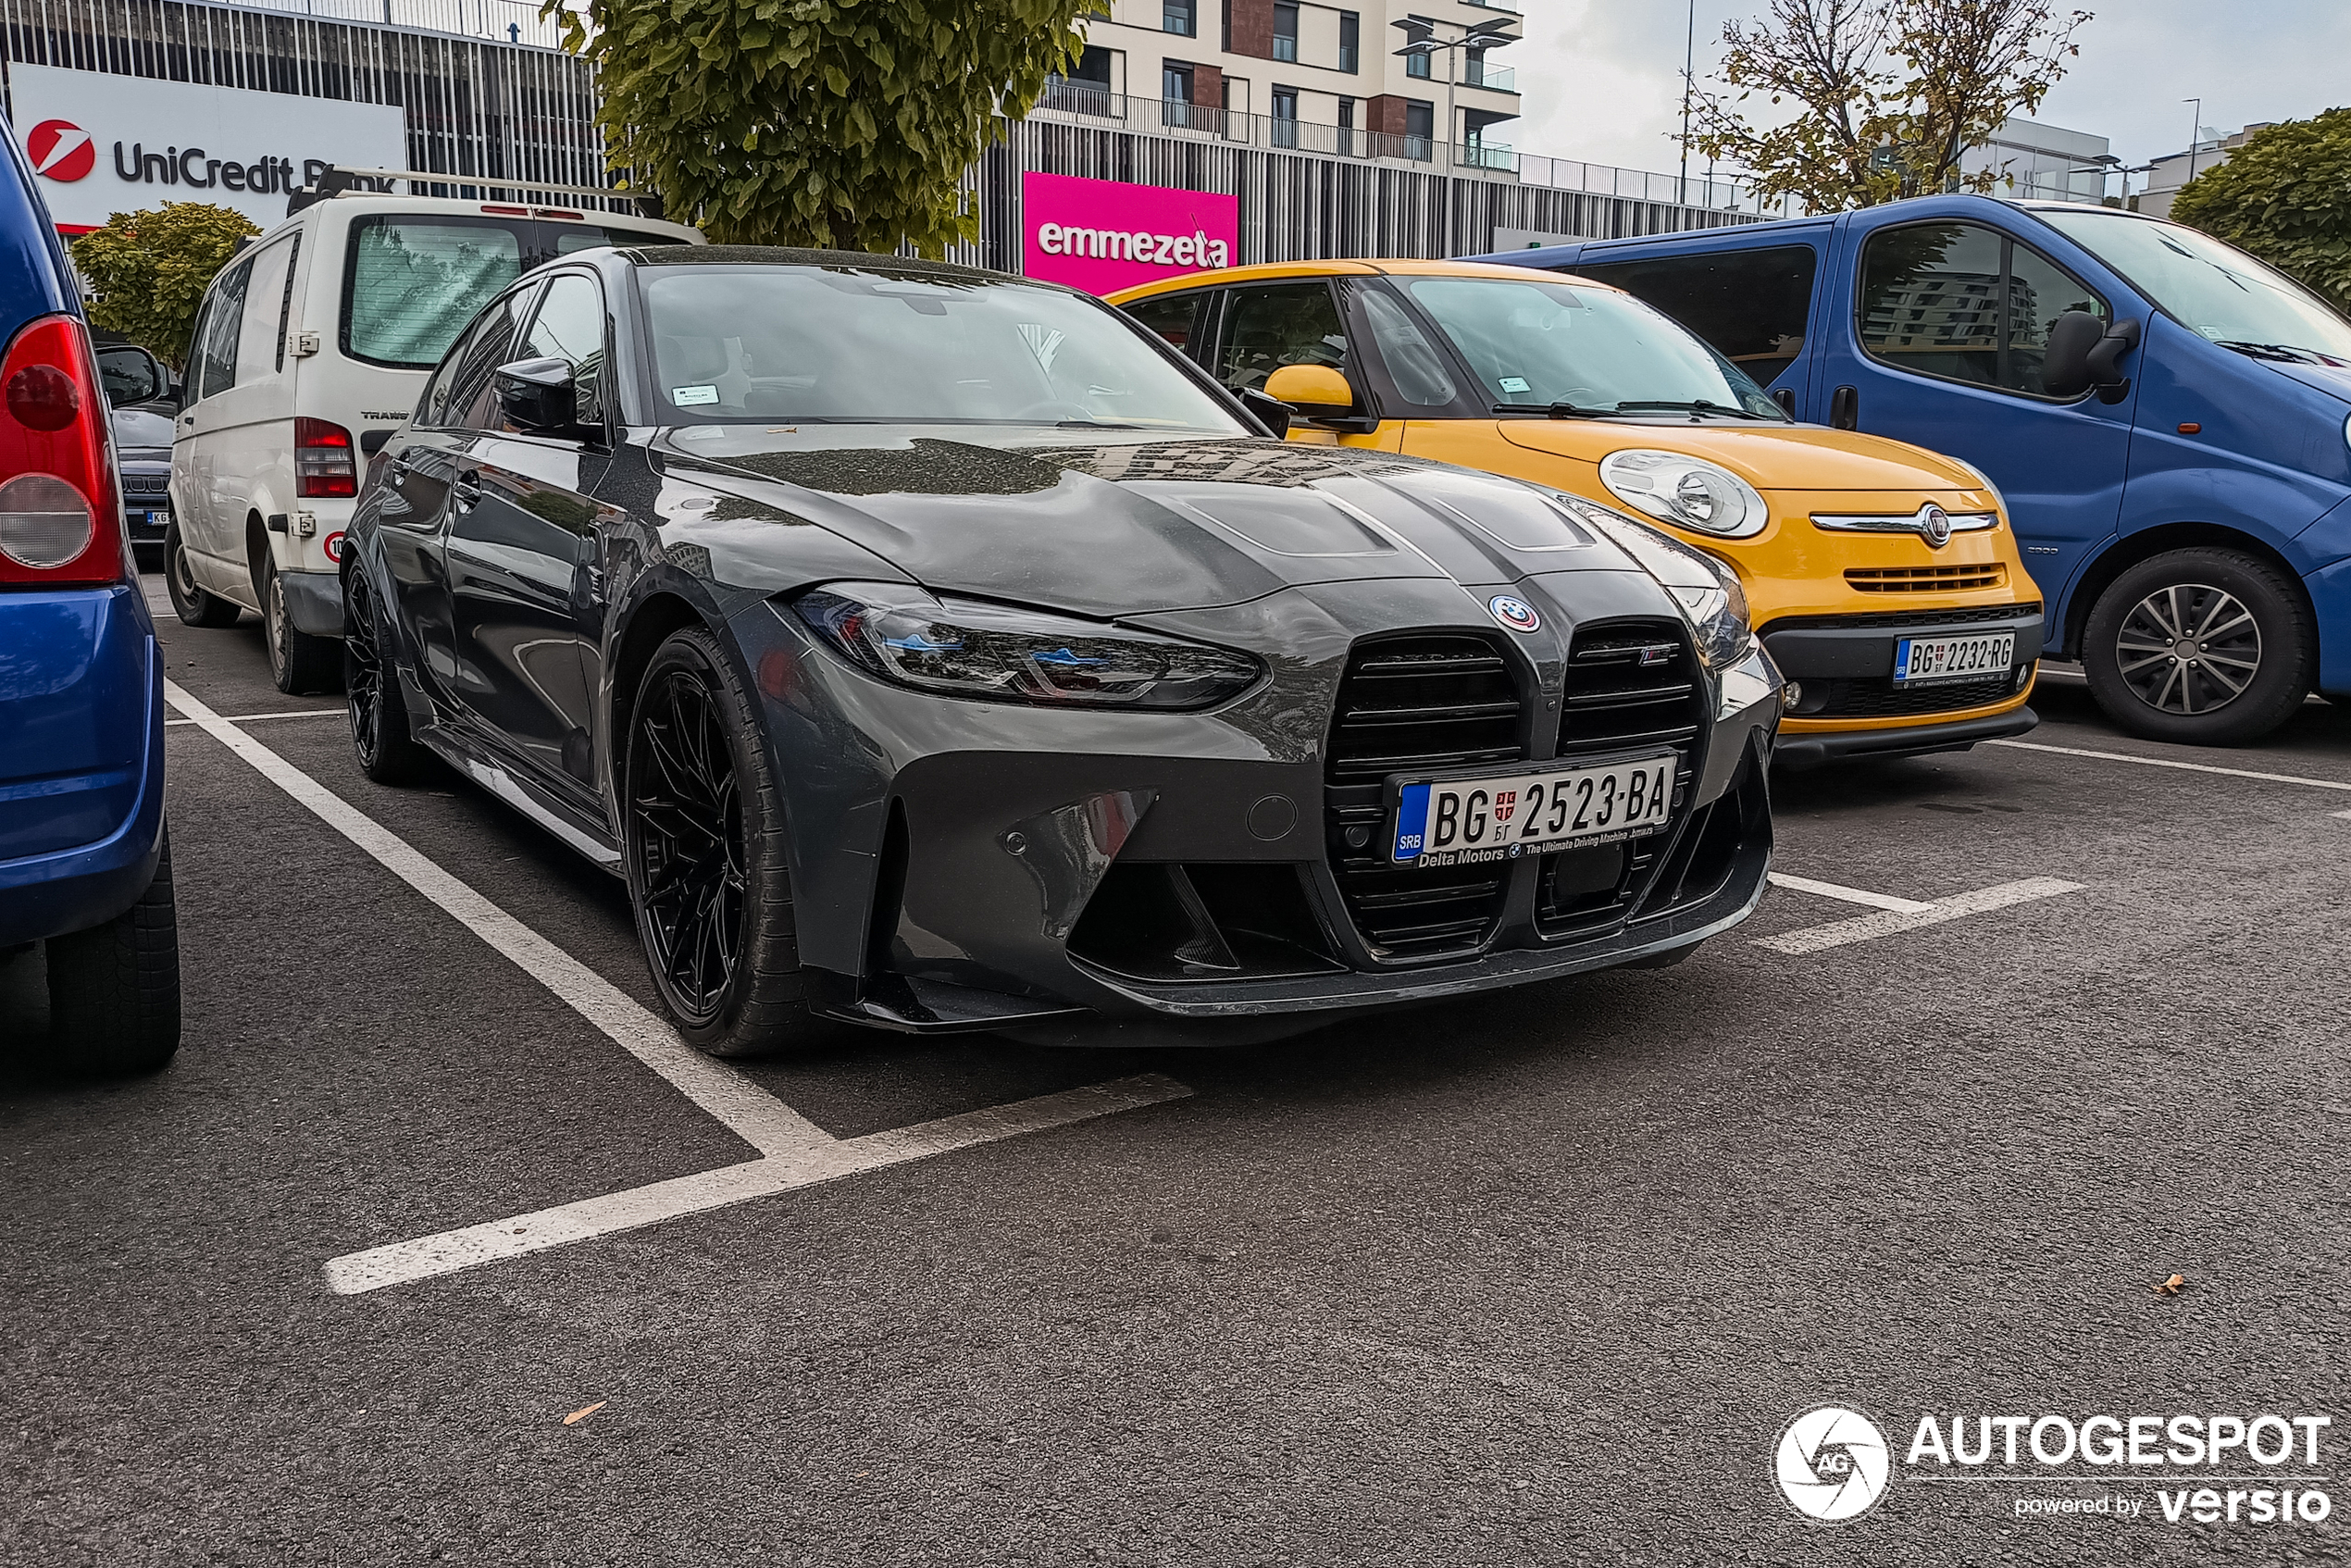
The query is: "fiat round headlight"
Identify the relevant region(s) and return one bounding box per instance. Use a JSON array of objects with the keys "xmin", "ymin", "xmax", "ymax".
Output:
[
  {"xmin": 792, "ymin": 581, "xmax": 1263, "ymax": 710},
  {"xmin": 1598, "ymin": 449, "xmax": 1769, "ymax": 539},
  {"xmin": 1553, "ymin": 493, "xmax": 1757, "ymax": 670}
]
